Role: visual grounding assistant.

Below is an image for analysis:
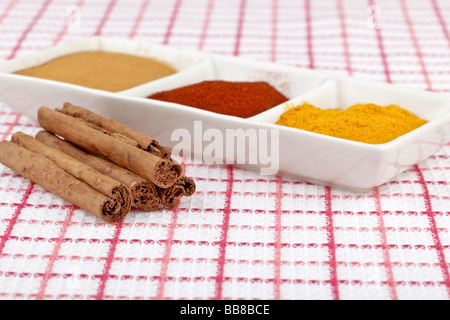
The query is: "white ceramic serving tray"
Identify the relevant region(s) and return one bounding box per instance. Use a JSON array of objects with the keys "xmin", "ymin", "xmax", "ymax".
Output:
[{"xmin": 0, "ymin": 37, "xmax": 449, "ymax": 192}]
